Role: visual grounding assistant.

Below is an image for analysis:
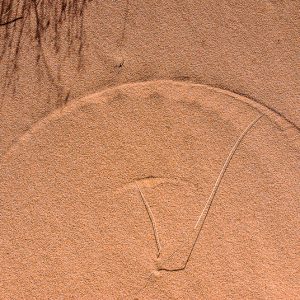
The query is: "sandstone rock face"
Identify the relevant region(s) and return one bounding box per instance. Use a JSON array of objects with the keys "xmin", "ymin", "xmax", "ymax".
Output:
[{"xmin": 1, "ymin": 81, "xmax": 299, "ymax": 299}]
